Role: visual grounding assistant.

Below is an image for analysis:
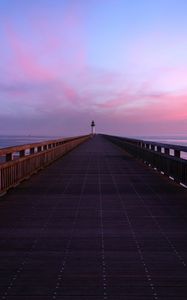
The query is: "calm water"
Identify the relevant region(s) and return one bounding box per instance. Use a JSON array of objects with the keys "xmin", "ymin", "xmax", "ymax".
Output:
[
  {"xmin": 0, "ymin": 135, "xmax": 63, "ymax": 148},
  {"xmin": 0, "ymin": 135, "xmax": 187, "ymax": 160},
  {"xmin": 133, "ymin": 135, "xmax": 187, "ymax": 159},
  {"xmin": 1, "ymin": 135, "xmax": 187, "ymax": 148},
  {"xmin": 138, "ymin": 136, "xmax": 187, "ymax": 147}
]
